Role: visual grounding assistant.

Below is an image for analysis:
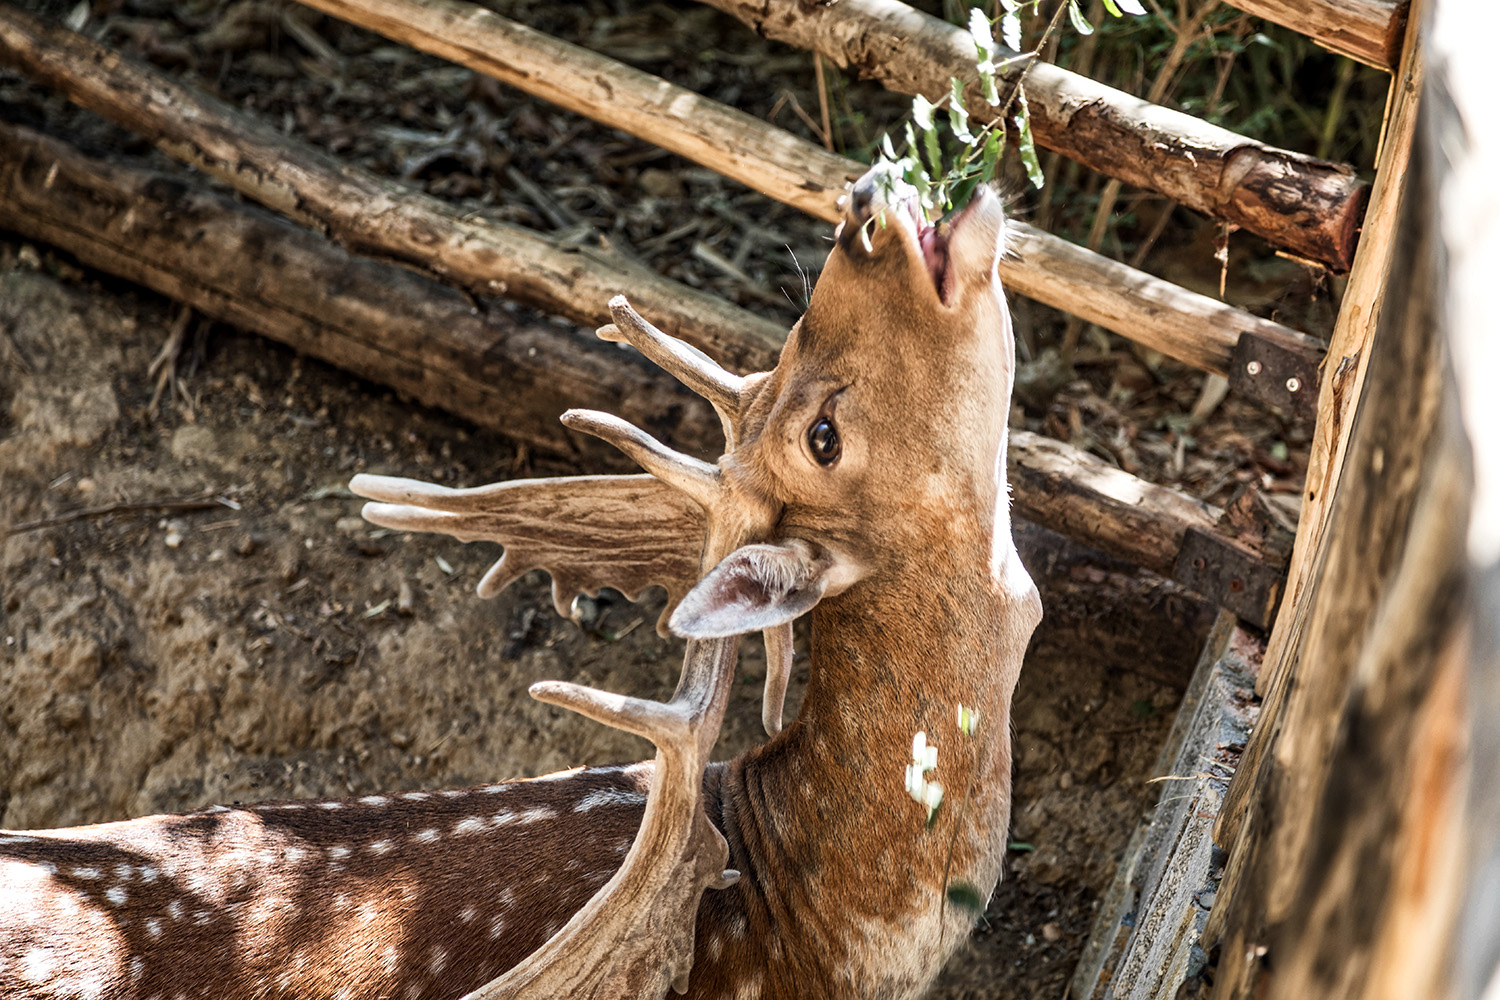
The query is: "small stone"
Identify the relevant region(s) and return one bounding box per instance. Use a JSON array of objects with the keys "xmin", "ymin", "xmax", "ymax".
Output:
[
  {"xmin": 1058, "ymin": 771, "xmax": 1074, "ymax": 790},
  {"xmin": 397, "ymin": 578, "xmax": 414, "ymax": 615},
  {"xmin": 235, "ymin": 534, "xmax": 259, "ymax": 557},
  {"xmin": 164, "ymin": 531, "xmax": 184, "ymax": 549},
  {"xmin": 391, "ymin": 731, "xmax": 413, "ymax": 749},
  {"xmin": 75, "ymin": 477, "xmax": 96, "ymax": 493},
  {"xmin": 1041, "ymin": 922, "xmax": 1062, "ymax": 943},
  {"xmin": 207, "ymin": 549, "xmax": 226, "ymax": 563}
]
